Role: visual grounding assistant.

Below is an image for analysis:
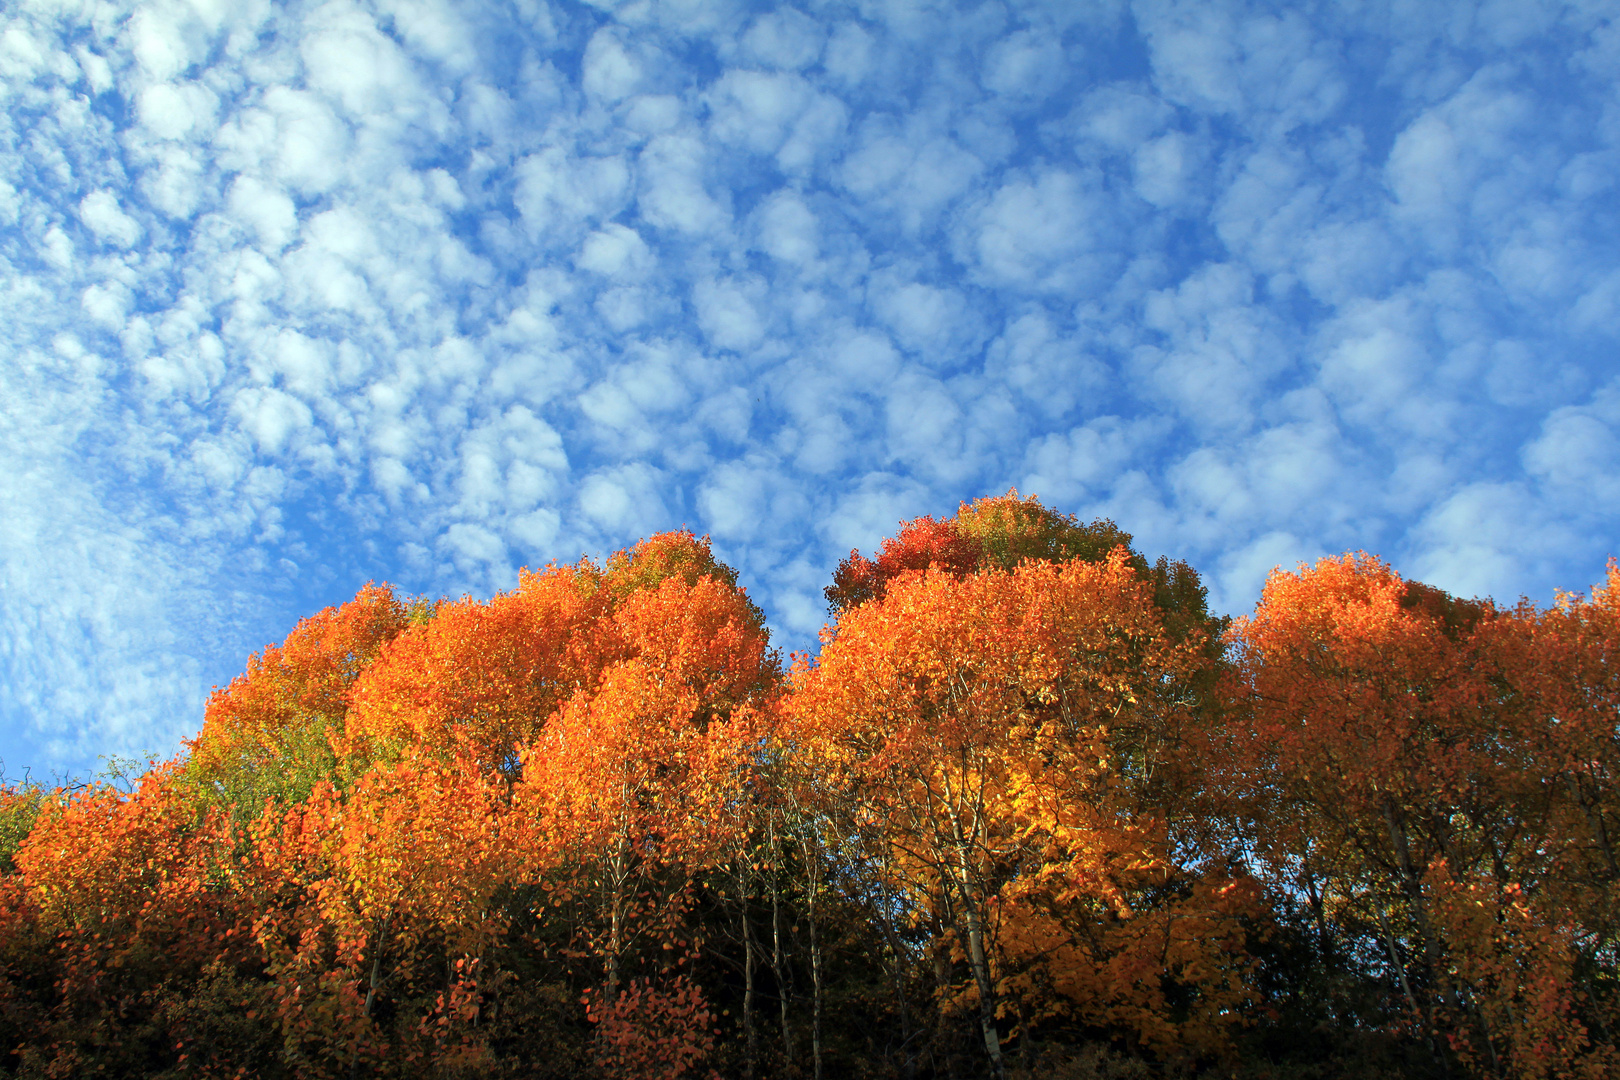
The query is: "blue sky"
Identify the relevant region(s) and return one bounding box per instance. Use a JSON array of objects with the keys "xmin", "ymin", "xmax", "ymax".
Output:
[{"xmin": 2, "ymin": 0, "xmax": 1618, "ymax": 779}]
